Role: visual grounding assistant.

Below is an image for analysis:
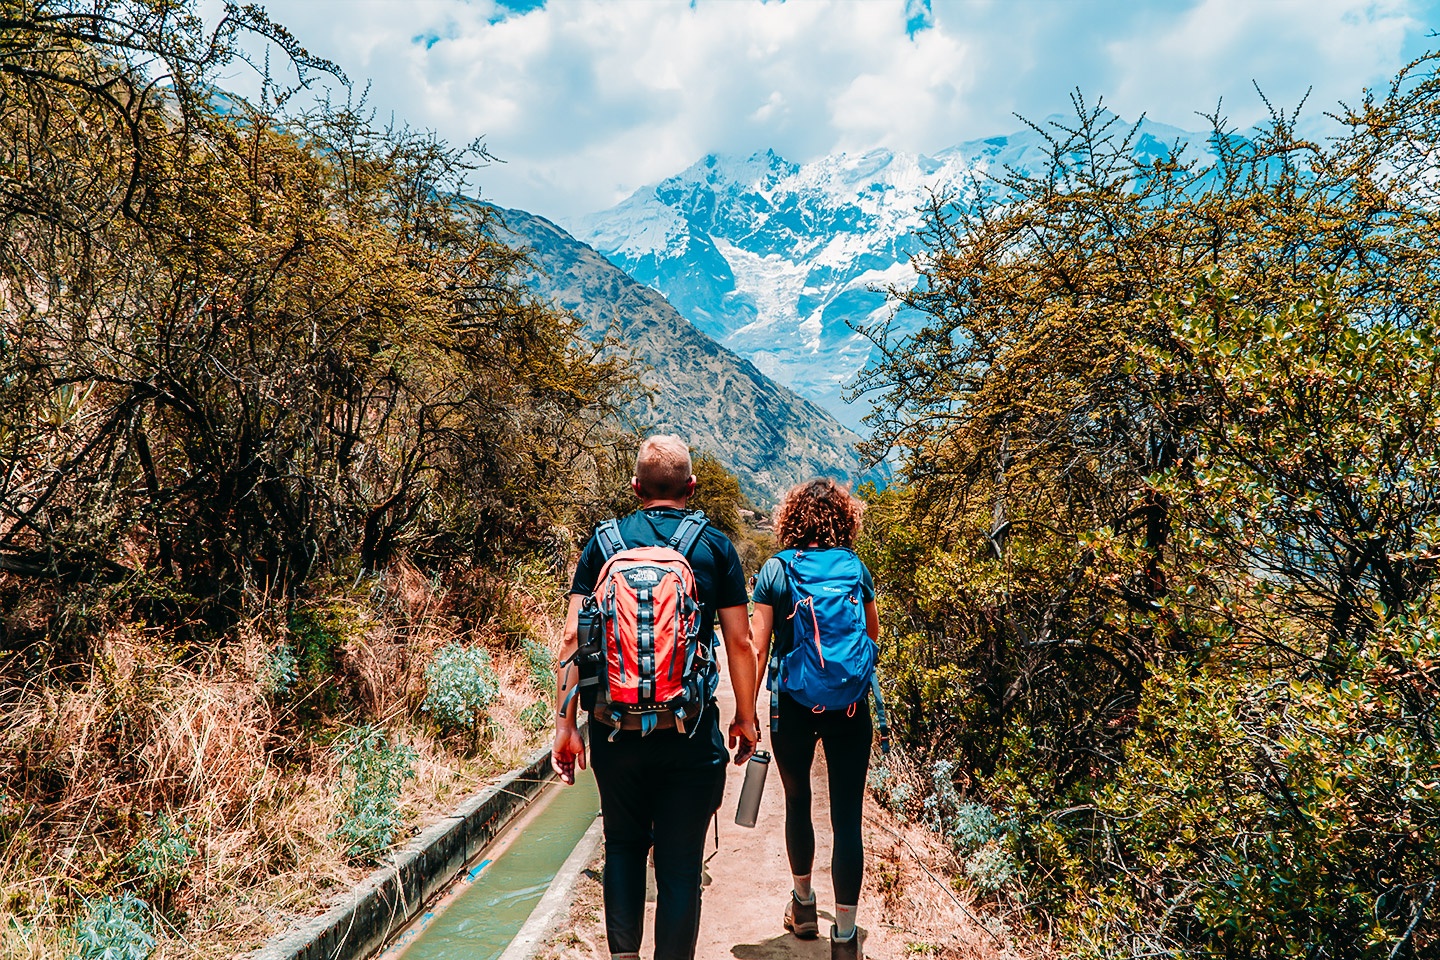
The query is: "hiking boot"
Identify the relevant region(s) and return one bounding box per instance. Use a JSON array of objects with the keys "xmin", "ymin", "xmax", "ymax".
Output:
[
  {"xmin": 783, "ymin": 892, "xmax": 819, "ymax": 939},
  {"xmin": 831, "ymin": 926, "xmax": 862, "ymax": 960}
]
